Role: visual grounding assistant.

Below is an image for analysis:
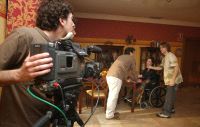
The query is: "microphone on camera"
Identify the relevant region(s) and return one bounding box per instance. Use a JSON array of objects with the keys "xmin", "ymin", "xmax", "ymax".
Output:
[
  {"xmin": 87, "ymin": 45, "xmax": 102, "ymax": 53},
  {"xmin": 60, "ymin": 32, "xmax": 74, "ymax": 40}
]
